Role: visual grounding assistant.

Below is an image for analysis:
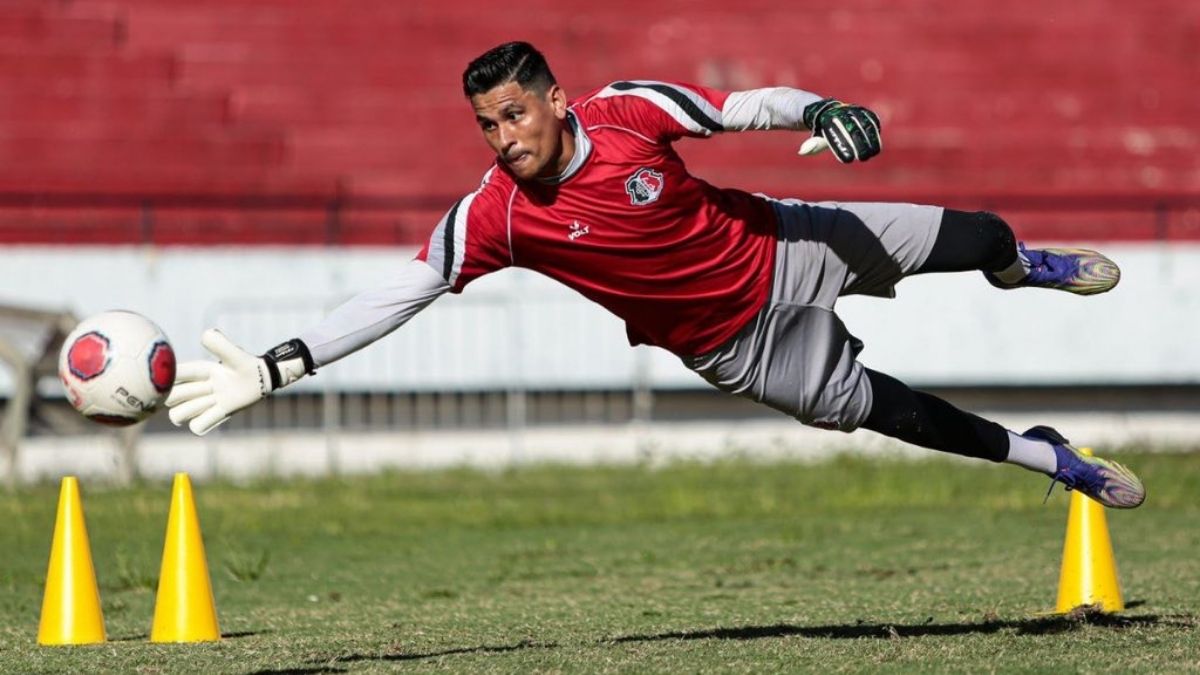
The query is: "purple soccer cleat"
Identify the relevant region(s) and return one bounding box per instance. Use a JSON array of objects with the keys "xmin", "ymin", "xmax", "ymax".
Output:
[
  {"xmin": 986, "ymin": 243, "xmax": 1121, "ymax": 296},
  {"xmin": 1023, "ymin": 426, "xmax": 1146, "ymax": 509}
]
